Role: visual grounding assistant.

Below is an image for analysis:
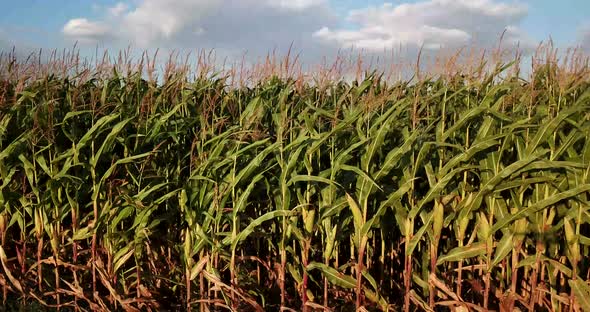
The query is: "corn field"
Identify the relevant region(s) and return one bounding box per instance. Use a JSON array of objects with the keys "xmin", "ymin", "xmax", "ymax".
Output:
[{"xmin": 1, "ymin": 47, "xmax": 590, "ymax": 311}]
